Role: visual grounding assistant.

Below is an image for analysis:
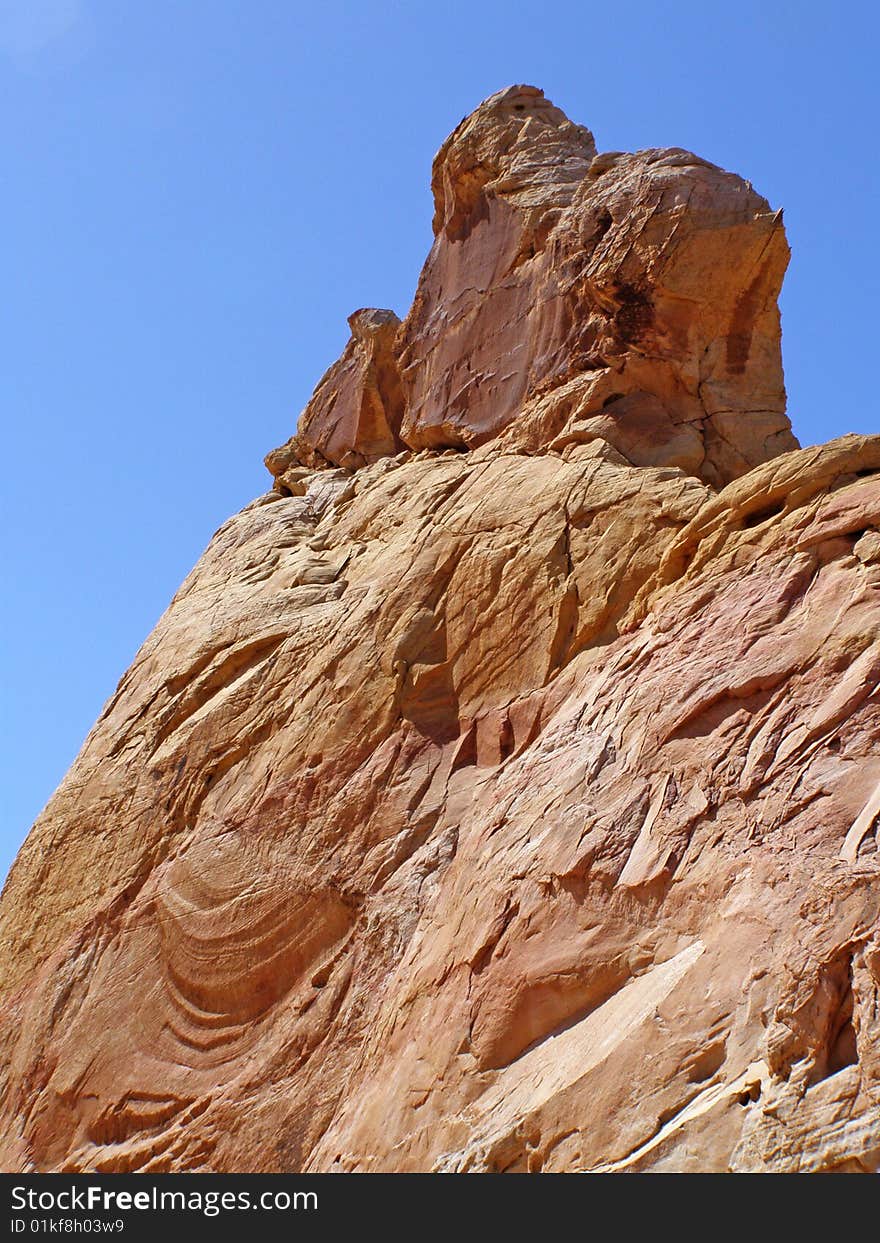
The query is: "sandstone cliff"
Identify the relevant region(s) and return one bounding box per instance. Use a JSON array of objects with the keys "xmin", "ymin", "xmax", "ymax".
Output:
[{"xmin": 1, "ymin": 86, "xmax": 878, "ymax": 1174}]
